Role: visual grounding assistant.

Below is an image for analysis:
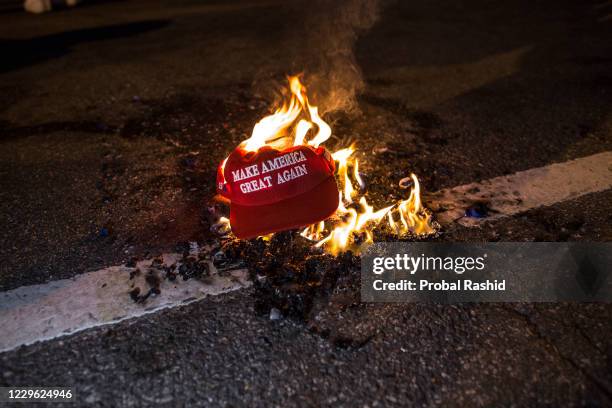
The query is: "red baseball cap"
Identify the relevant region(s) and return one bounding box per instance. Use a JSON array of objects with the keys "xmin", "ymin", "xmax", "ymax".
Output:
[{"xmin": 217, "ymin": 144, "xmax": 339, "ymax": 239}]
